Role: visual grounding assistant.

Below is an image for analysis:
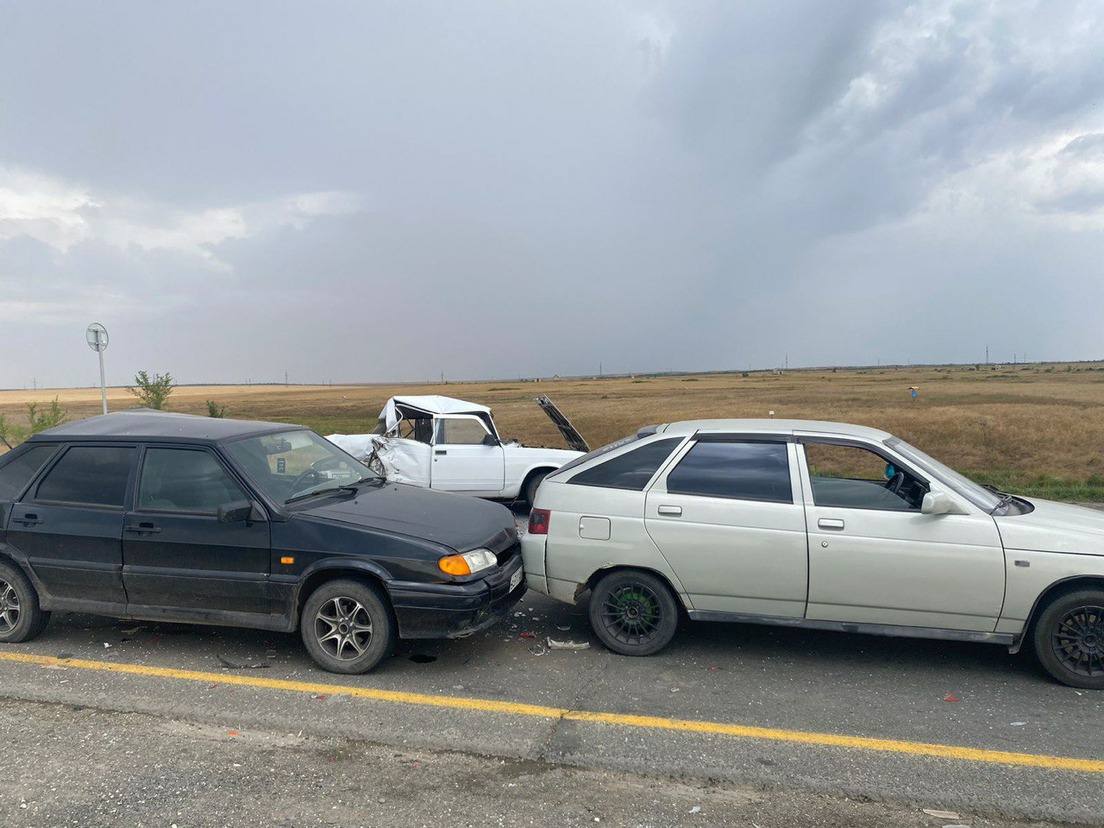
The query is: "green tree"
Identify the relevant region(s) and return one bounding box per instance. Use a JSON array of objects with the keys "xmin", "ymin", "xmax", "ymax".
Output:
[
  {"xmin": 0, "ymin": 414, "xmax": 19, "ymax": 450},
  {"xmin": 205, "ymin": 400, "xmax": 227, "ymax": 418},
  {"xmin": 0, "ymin": 398, "xmax": 67, "ymax": 449},
  {"xmin": 27, "ymin": 397, "xmax": 67, "ymax": 433},
  {"xmin": 128, "ymin": 371, "xmax": 175, "ymax": 410}
]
